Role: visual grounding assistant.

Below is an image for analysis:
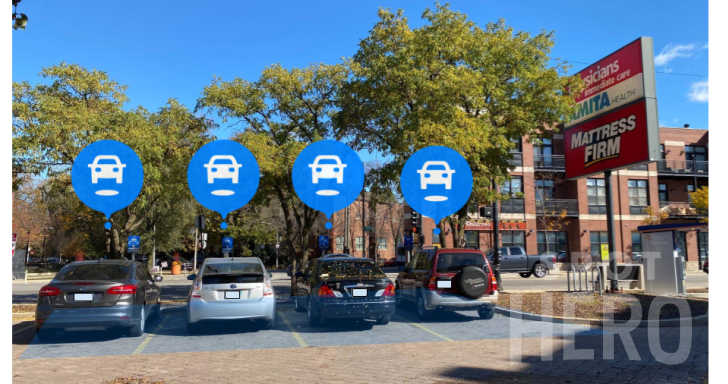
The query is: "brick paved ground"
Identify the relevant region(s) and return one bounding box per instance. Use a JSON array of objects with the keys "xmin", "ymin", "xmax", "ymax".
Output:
[{"xmin": 12, "ymin": 318, "xmax": 708, "ymax": 384}]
